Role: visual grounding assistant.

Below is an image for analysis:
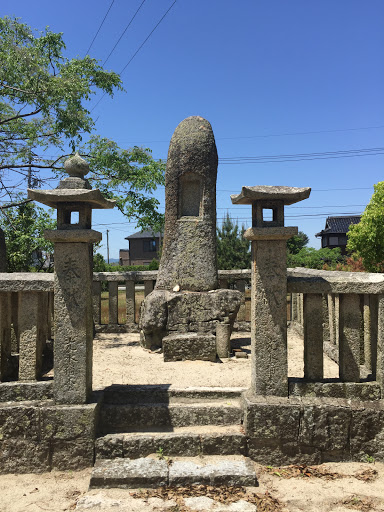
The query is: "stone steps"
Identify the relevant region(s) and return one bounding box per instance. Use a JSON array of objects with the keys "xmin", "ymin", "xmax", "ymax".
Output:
[
  {"xmin": 96, "ymin": 425, "xmax": 247, "ymax": 460},
  {"xmin": 90, "ymin": 456, "xmax": 257, "ymax": 489},
  {"xmin": 101, "ymin": 385, "xmax": 246, "ymax": 404},
  {"xmin": 100, "ymin": 399, "xmax": 243, "ymax": 434}
]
